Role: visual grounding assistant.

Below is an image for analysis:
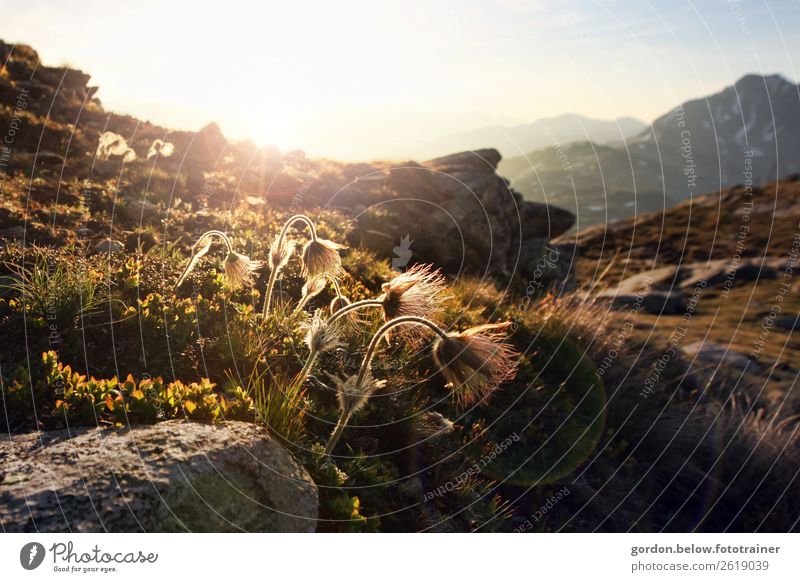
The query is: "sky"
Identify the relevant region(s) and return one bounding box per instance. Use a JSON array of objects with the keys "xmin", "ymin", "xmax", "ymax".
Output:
[{"xmin": 1, "ymin": 0, "xmax": 798, "ymax": 160}]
